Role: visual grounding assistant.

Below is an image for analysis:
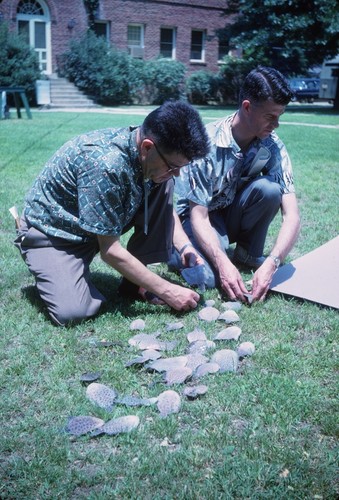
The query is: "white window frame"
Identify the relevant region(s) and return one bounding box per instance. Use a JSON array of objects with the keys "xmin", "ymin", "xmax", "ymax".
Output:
[
  {"xmin": 190, "ymin": 29, "xmax": 206, "ymax": 62},
  {"xmin": 160, "ymin": 27, "xmax": 176, "ymax": 59},
  {"xmin": 93, "ymin": 21, "xmax": 110, "ymax": 43},
  {"xmin": 127, "ymin": 24, "xmax": 144, "ymax": 48}
]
